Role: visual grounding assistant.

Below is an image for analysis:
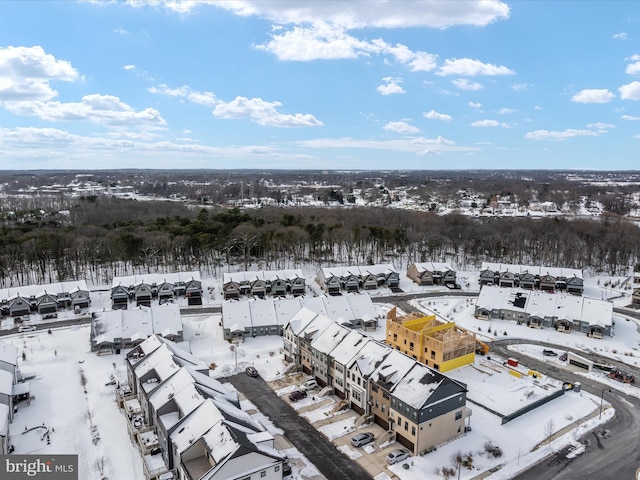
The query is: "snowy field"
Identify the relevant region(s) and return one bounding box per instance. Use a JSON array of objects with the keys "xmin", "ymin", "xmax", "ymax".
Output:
[{"xmin": 2, "ymin": 269, "xmax": 637, "ymax": 480}]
